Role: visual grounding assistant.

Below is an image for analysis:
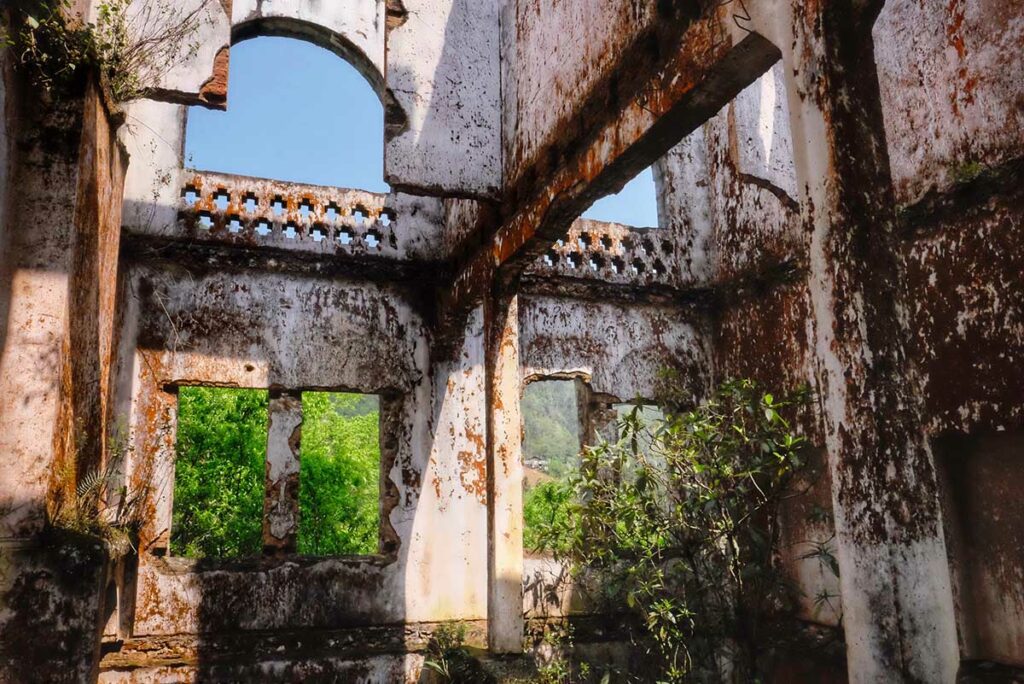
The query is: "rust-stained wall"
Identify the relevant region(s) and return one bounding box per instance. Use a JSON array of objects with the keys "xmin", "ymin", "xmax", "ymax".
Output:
[
  {"xmin": 500, "ymin": 0, "xmax": 660, "ymax": 188},
  {"xmin": 937, "ymin": 432, "xmax": 1024, "ymax": 668},
  {"xmin": 647, "ymin": 2, "xmax": 1022, "ymax": 674},
  {"xmin": 0, "ymin": 0, "xmax": 1021, "ymax": 679},
  {"xmin": 0, "ymin": 78, "xmax": 127, "ymax": 538},
  {"xmin": 101, "ymin": 255, "xmax": 490, "ymax": 676},
  {"xmin": 0, "ymin": 76, "xmax": 128, "ymax": 684}
]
